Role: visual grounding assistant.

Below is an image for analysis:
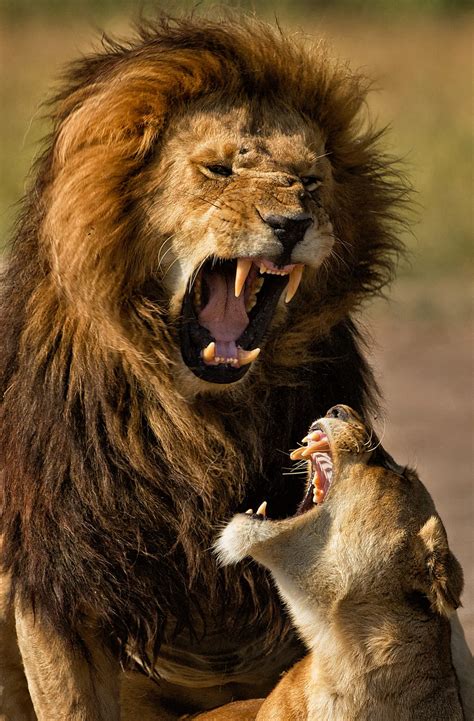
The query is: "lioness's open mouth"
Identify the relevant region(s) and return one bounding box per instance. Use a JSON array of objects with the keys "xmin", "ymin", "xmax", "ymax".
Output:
[
  {"xmin": 179, "ymin": 257, "xmax": 304, "ymax": 383},
  {"xmin": 247, "ymin": 428, "xmax": 333, "ymax": 522},
  {"xmin": 293, "ymin": 429, "xmax": 334, "ymax": 510}
]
